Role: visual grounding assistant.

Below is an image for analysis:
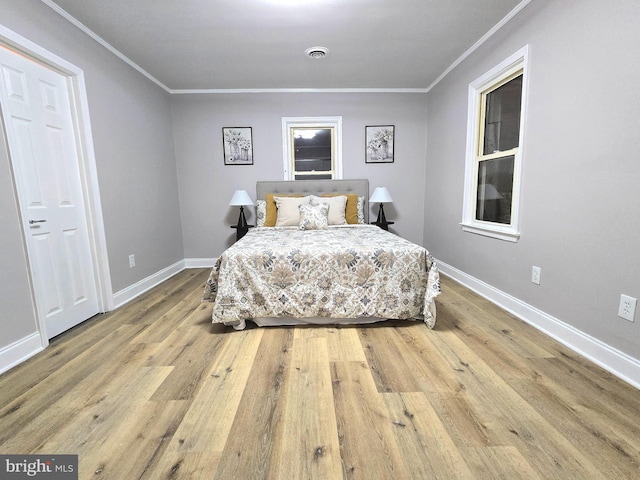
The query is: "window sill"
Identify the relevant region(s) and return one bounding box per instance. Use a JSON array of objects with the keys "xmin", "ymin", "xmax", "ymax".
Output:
[{"xmin": 460, "ymin": 222, "xmax": 520, "ymax": 242}]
